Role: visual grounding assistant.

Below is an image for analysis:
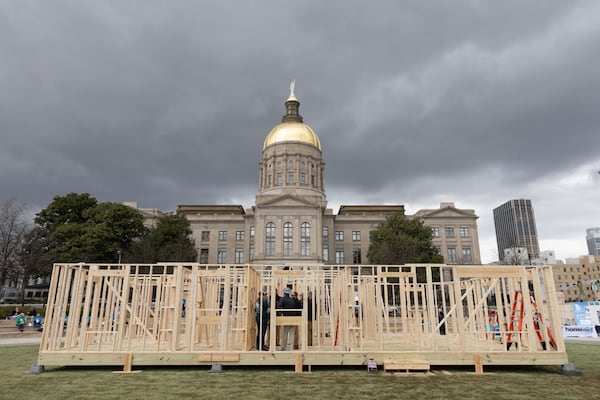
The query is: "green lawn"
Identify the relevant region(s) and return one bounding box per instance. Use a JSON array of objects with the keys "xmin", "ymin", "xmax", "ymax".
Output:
[{"xmin": 1, "ymin": 344, "xmax": 599, "ymax": 400}]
